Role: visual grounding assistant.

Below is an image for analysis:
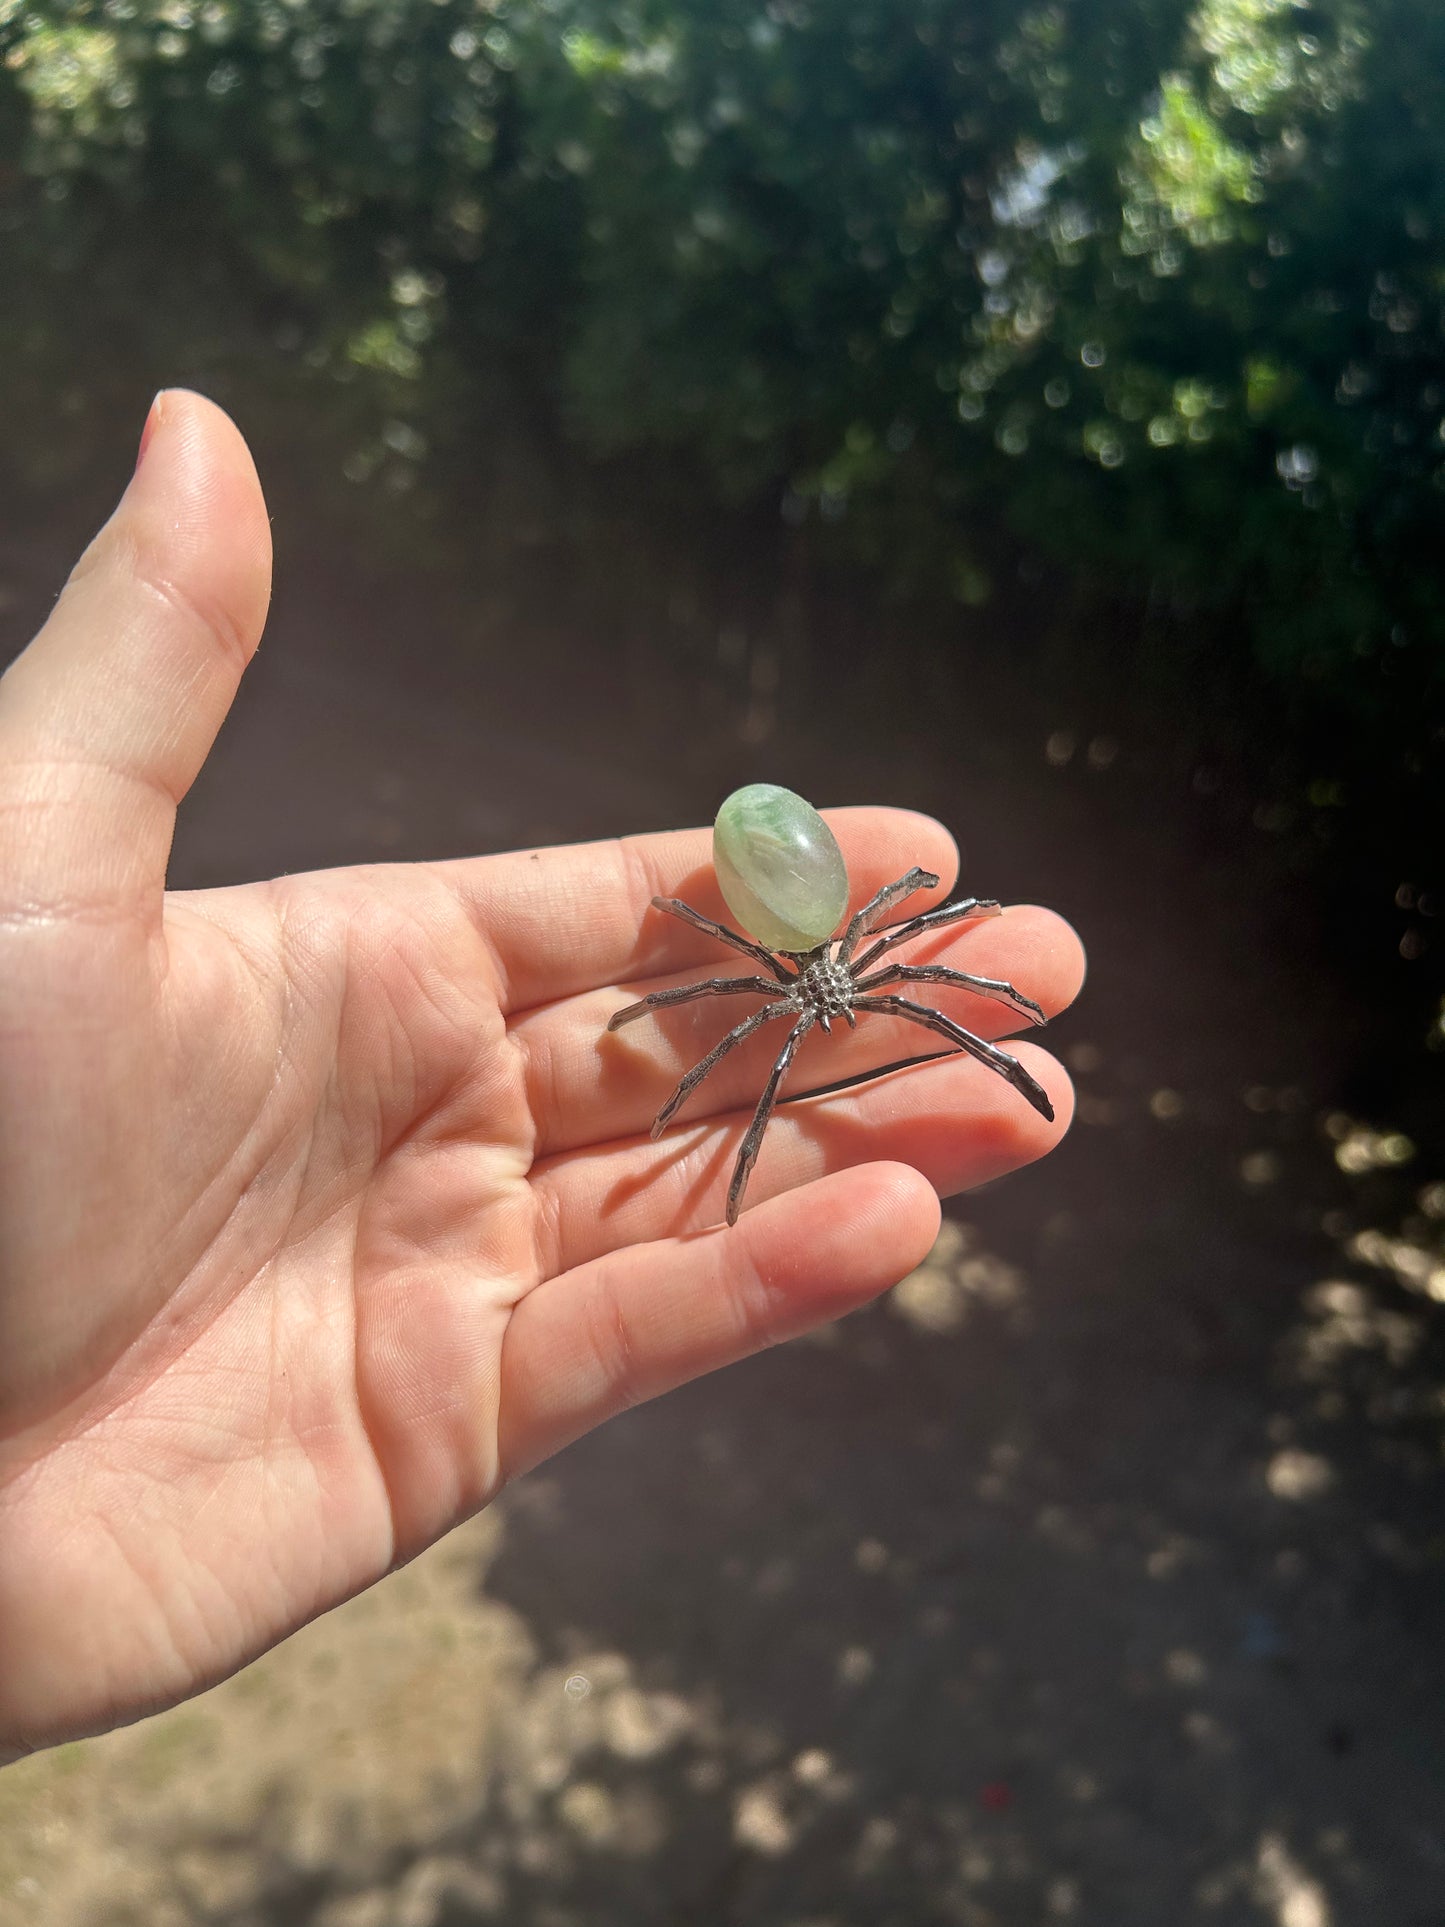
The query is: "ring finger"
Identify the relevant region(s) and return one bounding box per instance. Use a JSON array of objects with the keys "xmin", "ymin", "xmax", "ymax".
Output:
[{"xmin": 529, "ymin": 1037, "xmax": 1073, "ymax": 1278}]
